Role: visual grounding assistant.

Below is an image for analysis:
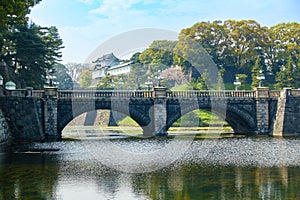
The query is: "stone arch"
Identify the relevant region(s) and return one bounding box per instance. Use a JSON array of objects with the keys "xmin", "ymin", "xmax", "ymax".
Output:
[
  {"xmin": 166, "ymin": 102, "xmax": 256, "ymax": 134},
  {"xmin": 57, "ymin": 100, "xmax": 151, "ymax": 135}
]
